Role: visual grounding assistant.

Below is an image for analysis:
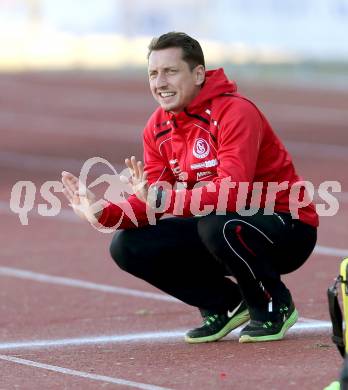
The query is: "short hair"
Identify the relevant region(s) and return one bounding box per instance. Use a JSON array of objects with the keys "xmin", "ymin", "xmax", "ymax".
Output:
[{"xmin": 147, "ymin": 32, "xmax": 205, "ymax": 70}]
